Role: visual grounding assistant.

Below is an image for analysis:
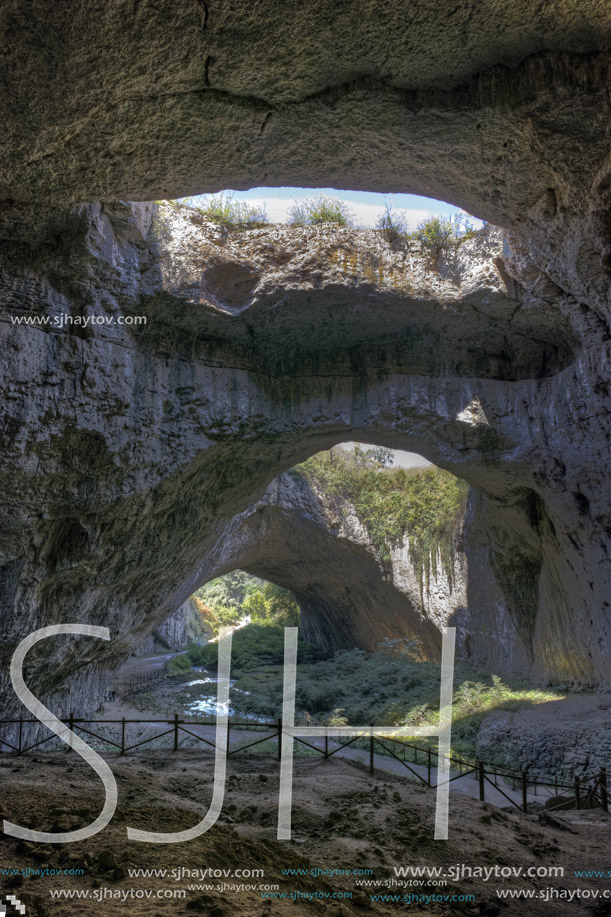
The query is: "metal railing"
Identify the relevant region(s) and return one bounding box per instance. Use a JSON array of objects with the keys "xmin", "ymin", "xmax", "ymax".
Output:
[{"xmin": 0, "ymin": 715, "xmax": 608, "ymax": 816}]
